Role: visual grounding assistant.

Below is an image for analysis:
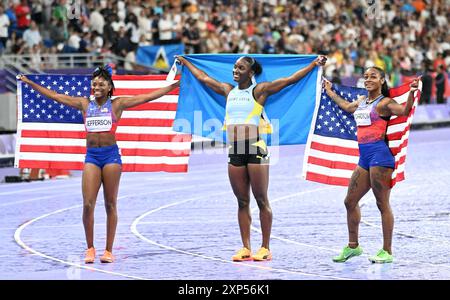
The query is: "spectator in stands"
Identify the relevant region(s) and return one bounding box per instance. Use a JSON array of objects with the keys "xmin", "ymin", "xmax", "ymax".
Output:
[
  {"xmin": 0, "ymin": 4, "xmax": 9, "ymax": 51},
  {"xmin": 331, "ymin": 69, "xmax": 342, "ymax": 85},
  {"xmin": 182, "ymin": 18, "xmax": 201, "ymax": 54},
  {"xmin": 420, "ymin": 63, "xmax": 433, "ymax": 104},
  {"xmin": 15, "ymin": 0, "xmax": 31, "ymax": 31},
  {"xmin": 435, "ymin": 64, "xmax": 447, "ymax": 104},
  {"xmin": 17, "ymin": 65, "xmax": 180, "ymax": 264},
  {"xmin": 22, "ymin": 20, "xmax": 41, "ymax": 49}
]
